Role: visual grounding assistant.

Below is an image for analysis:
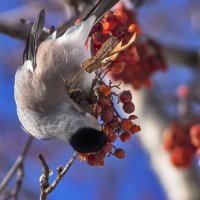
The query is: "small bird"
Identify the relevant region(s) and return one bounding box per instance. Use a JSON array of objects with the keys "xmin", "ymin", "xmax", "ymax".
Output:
[{"xmin": 14, "ymin": 0, "xmax": 119, "ymax": 153}]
